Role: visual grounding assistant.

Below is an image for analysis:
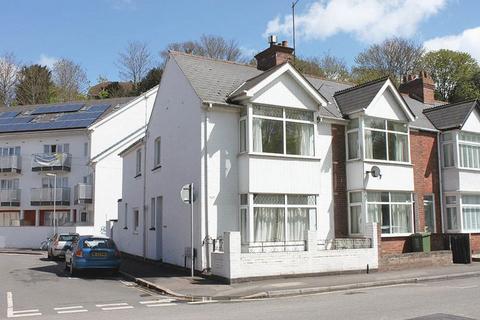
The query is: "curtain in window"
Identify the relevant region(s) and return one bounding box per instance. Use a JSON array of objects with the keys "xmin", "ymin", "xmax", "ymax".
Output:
[
  {"xmin": 447, "ymin": 208, "xmax": 458, "ymax": 230},
  {"xmin": 391, "ymin": 204, "xmax": 411, "ymax": 233},
  {"xmin": 0, "ymin": 212, "xmax": 20, "ymax": 226},
  {"xmin": 367, "ymin": 204, "xmax": 381, "ymax": 223},
  {"xmin": 287, "ymin": 208, "xmax": 309, "ymax": 240},
  {"xmin": 252, "ymin": 118, "xmax": 263, "ymax": 153},
  {"xmin": 348, "ymin": 131, "xmax": 358, "ymax": 159},
  {"xmin": 254, "ymin": 207, "xmax": 285, "ymax": 242},
  {"xmin": 350, "ymin": 206, "xmax": 361, "ymax": 234},
  {"xmin": 460, "ymin": 144, "xmax": 480, "ymax": 169},
  {"xmin": 388, "ymin": 133, "xmax": 408, "ymax": 162},
  {"xmin": 365, "ymin": 130, "xmax": 373, "ymax": 159},
  {"xmin": 286, "ymin": 122, "xmax": 314, "ymax": 156},
  {"xmin": 462, "ymin": 207, "xmax": 480, "ymax": 231}
]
